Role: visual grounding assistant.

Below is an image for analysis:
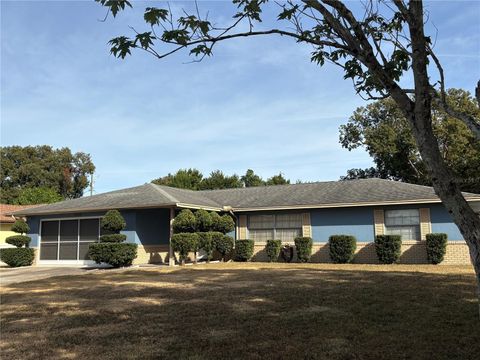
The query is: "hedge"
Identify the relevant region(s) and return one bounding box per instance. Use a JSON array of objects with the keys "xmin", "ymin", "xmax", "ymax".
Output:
[
  {"xmin": 294, "ymin": 237, "xmax": 313, "ymax": 263},
  {"xmin": 11, "ymin": 220, "xmax": 29, "ymax": 234},
  {"xmin": 173, "ymin": 209, "xmax": 196, "ymax": 233},
  {"xmin": 195, "ymin": 209, "xmax": 213, "ymax": 232},
  {"xmin": 171, "ymin": 232, "xmax": 199, "ymax": 264},
  {"xmin": 99, "ymin": 234, "xmax": 127, "ymax": 243},
  {"xmin": 6, "ymin": 235, "xmax": 31, "ymax": 248},
  {"xmin": 0, "ymin": 248, "xmax": 35, "ymax": 267},
  {"xmin": 88, "ymin": 243, "xmax": 138, "ymax": 267},
  {"xmin": 426, "ymin": 233, "xmax": 448, "ymax": 264},
  {"xmin": 265, "ymin": 240, "xmax": 282, "ymax": 262},
  {"xmin": 198, "ymin": 232, "xmax": 215, "ymax": 262},
  {"xmin": 214, "ymin": 234, "xmax": 234, "ymax": 261},
  {"xmin": 234, "ymin": 239, "xmax": 254, "ymax": 262},
  {"xmin": 328, "ymin": 235, "xmax": 356, "ymax": 263},
  {"xmin": 101, "ymin": 210, "xmax": 126, "ymax": 233},
  {"xmin": 374, "ymin": 235, "xmax": 402, "ymax": 264}
]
